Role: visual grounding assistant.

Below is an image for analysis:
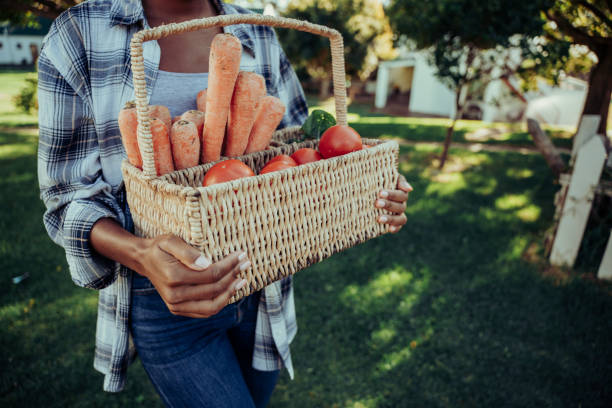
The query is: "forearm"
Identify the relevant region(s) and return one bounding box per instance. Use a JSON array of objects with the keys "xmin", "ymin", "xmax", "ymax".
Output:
[{"xmin": 90, "ymin": 218, "xmax": 150, "ymax": 276}]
